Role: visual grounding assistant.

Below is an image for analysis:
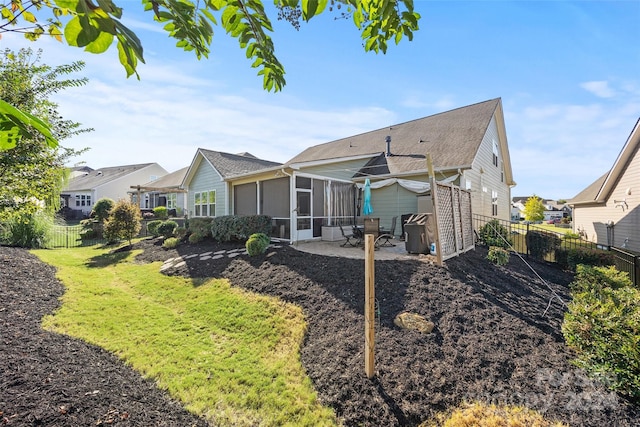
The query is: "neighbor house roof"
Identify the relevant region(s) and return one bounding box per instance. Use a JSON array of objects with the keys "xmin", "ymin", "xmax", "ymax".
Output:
[
  {"xmin": 286, "ymin": 98, "xmax": 513, "ymax": 183},
  {"xmin": 570, "ymin": 118, "xmax": 640, "ymax": 206},
  {"xmin": 64, "ymin": 163, "xmax": 161, "ymax": 192},
  {"xmin": 140, "ymin": 167, "xmax": 189, "ymax": 190},
  {"xmin": 183, "ymin": 149, "xmax": 282, "ymax": 185}
]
